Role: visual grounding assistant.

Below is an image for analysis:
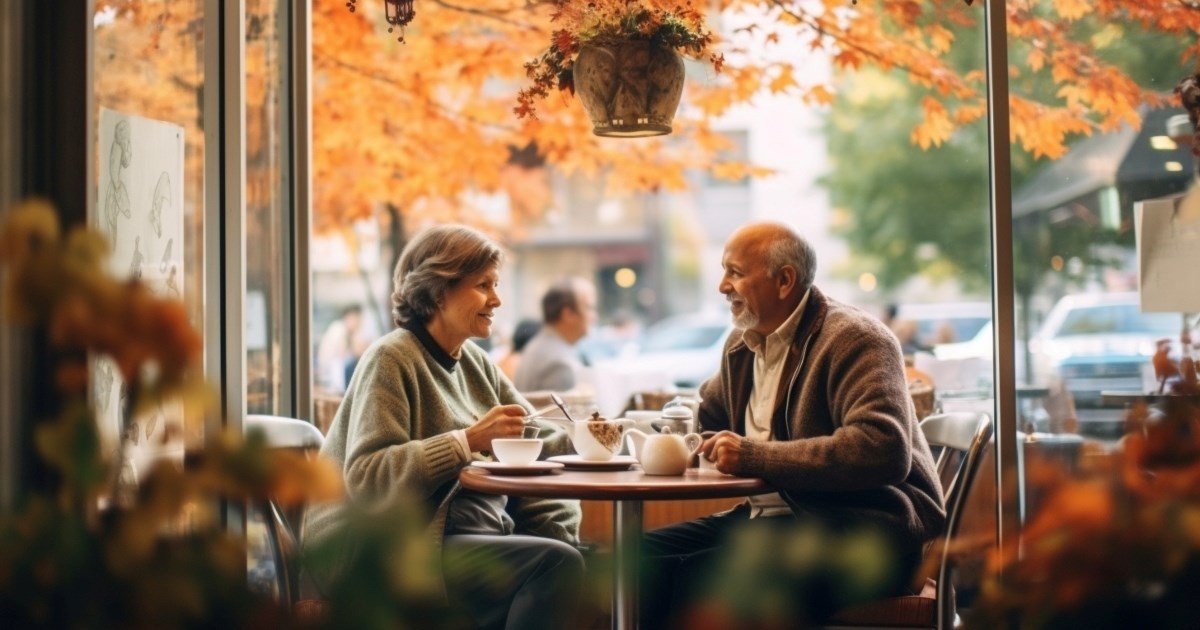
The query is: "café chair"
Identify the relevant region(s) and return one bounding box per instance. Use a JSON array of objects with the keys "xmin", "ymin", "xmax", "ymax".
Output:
[
  {"xmin": 824, "ymin": 411, "xmax": 993, "ymax": 630},
  {"xmin": 244, "ymin": 414, "xmax": 326, "ymax": 613},
  {"xmin": 312, "ymin": 388, "xmax": 343, "ymax": 435}
]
